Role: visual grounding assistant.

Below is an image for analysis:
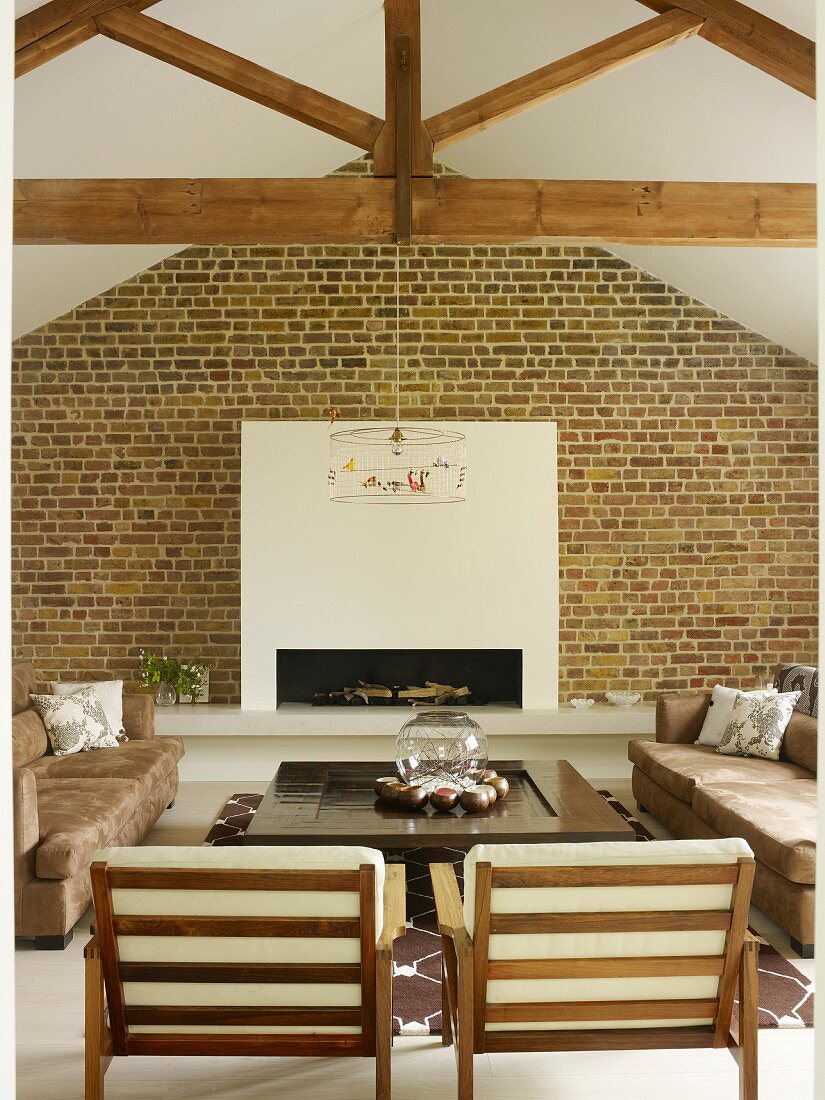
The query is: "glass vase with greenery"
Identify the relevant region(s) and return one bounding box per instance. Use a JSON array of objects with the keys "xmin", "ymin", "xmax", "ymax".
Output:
[{"xmin": 139, "ymin": 651, "xmax": 180, "ymax": 705}]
